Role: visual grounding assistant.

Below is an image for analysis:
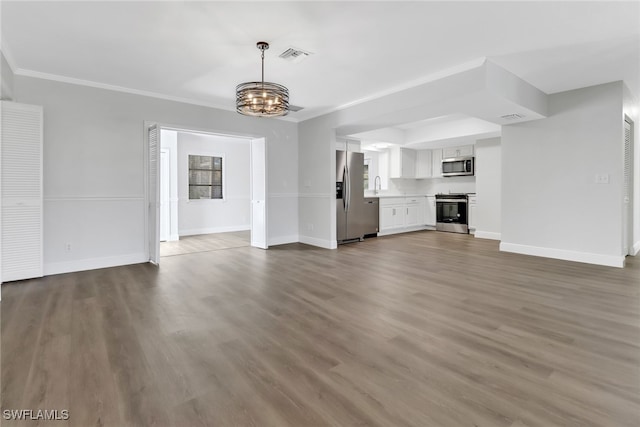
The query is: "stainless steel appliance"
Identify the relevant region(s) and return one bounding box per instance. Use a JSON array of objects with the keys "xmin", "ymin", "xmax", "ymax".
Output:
[
  {"xmin": 442, "ymin": 156, "xmax": 474, "ymax": 177},
  {"xmin": 336, "ymin": 151, "xmax": 378, "ymax": 243},
  {"xmin": 436, "ymin": 194, "xmax": 469, "ymax": 233}
]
